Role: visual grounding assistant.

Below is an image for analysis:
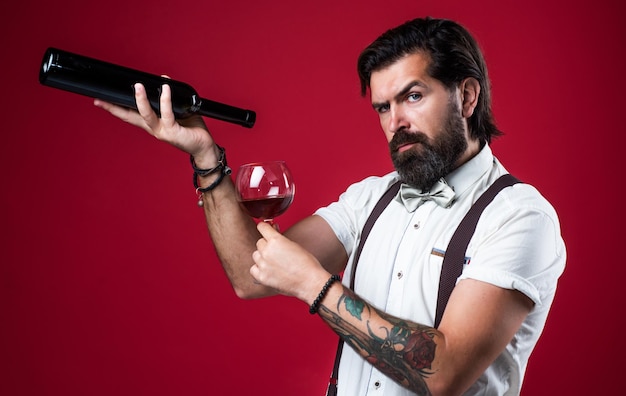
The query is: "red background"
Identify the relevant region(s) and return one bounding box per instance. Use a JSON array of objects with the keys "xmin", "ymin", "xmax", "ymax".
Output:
[{"xmin": 1, "ymin": 0, "xmax": 624, "ymax": 394}]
